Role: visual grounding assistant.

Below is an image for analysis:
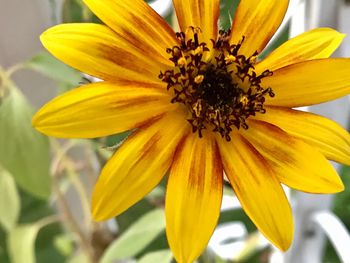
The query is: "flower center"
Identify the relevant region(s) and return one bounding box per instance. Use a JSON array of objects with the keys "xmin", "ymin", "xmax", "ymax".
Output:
[{"xmin": 159, "ymin": 27, "xmax": 274, "ymax": 141}]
